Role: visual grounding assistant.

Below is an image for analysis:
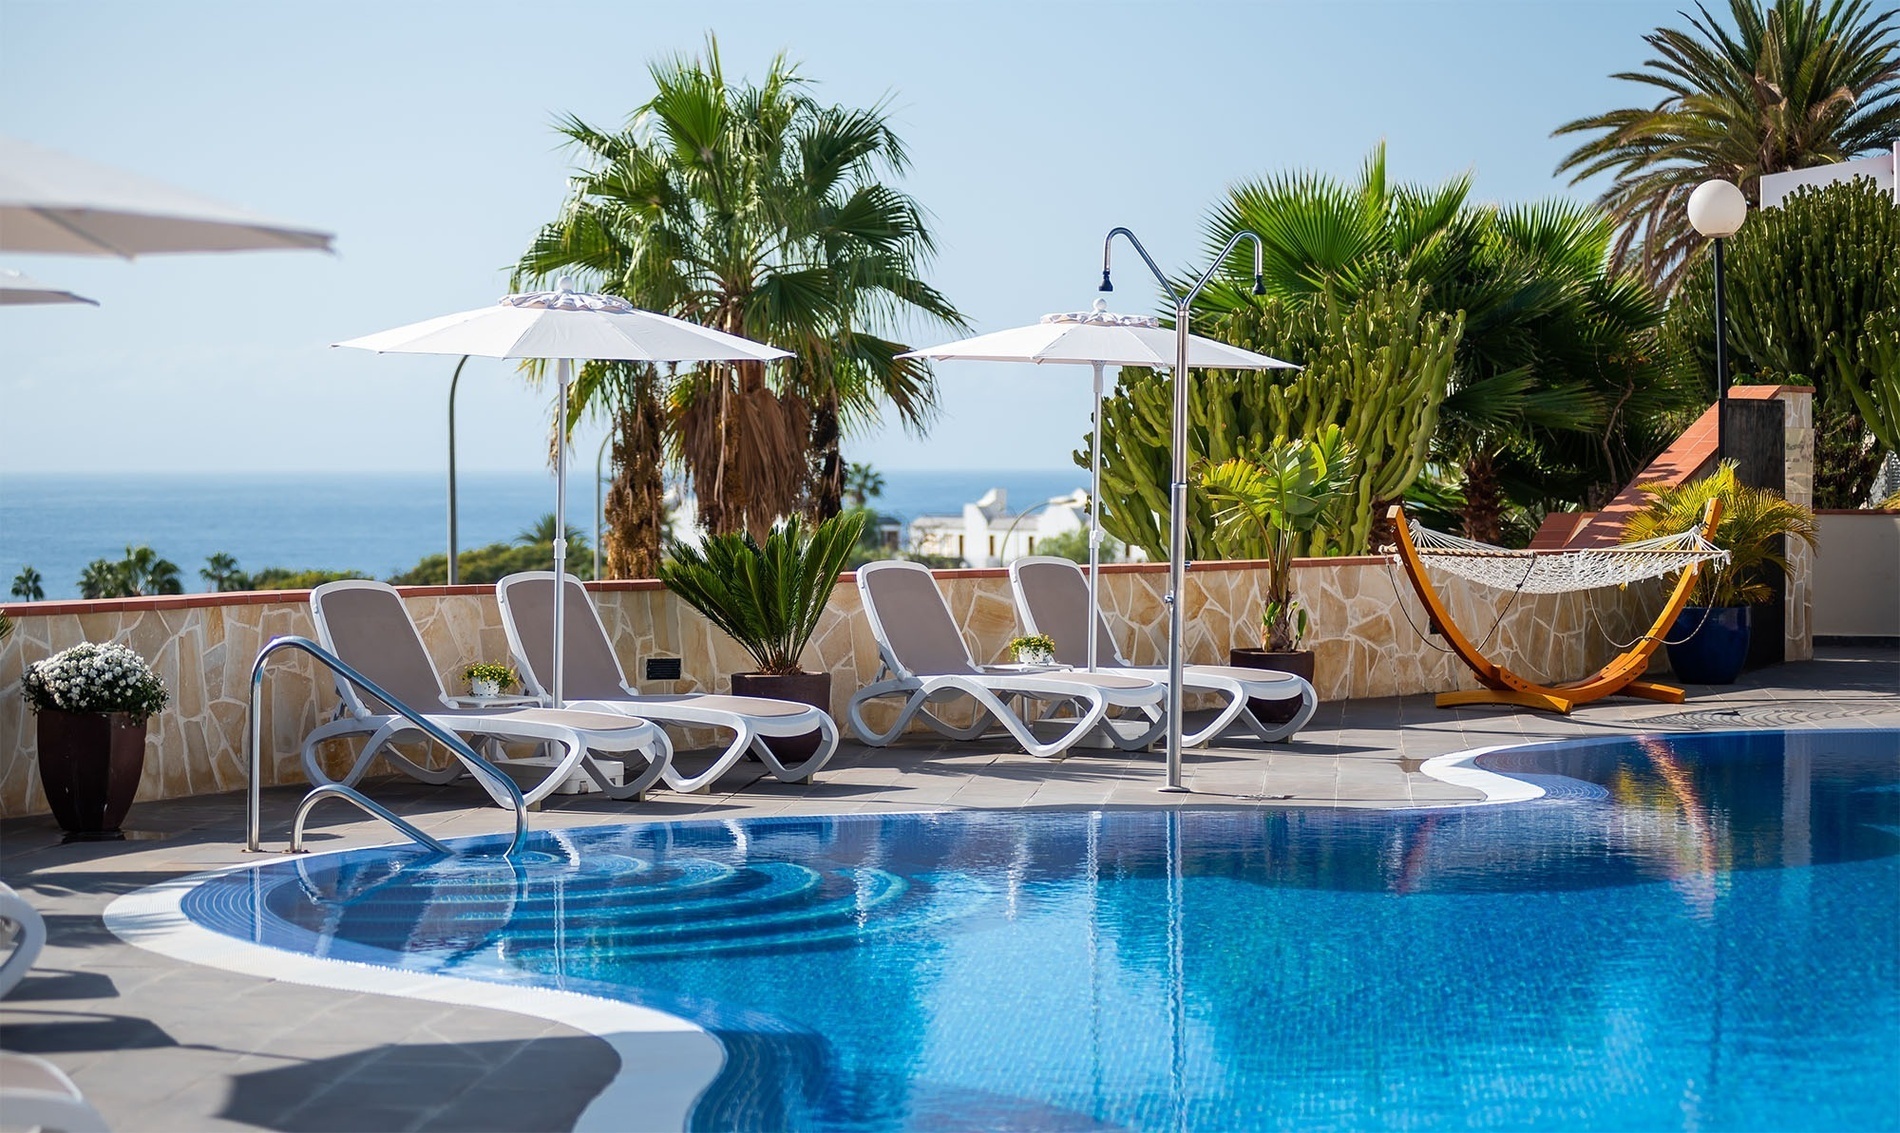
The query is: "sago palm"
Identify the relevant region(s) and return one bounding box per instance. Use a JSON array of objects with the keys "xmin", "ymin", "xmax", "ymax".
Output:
[{"xmin": 1555, "ymin": 0, "xmax": 1900, "ymax": 293}]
